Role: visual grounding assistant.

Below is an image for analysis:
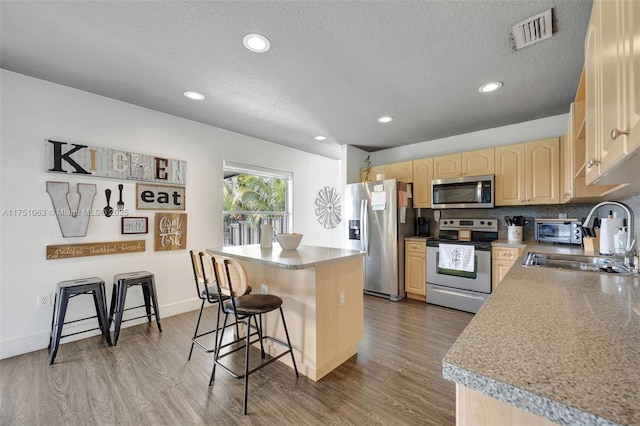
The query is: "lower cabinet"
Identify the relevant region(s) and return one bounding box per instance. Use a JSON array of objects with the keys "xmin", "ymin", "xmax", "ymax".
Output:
[
  {"xmin": 405, "ymin": 240, "xmax": 426, "ymax": 301},
  {"xmin": 491, "ymin": 246, "xmax": 523, "ymax": 290}
]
